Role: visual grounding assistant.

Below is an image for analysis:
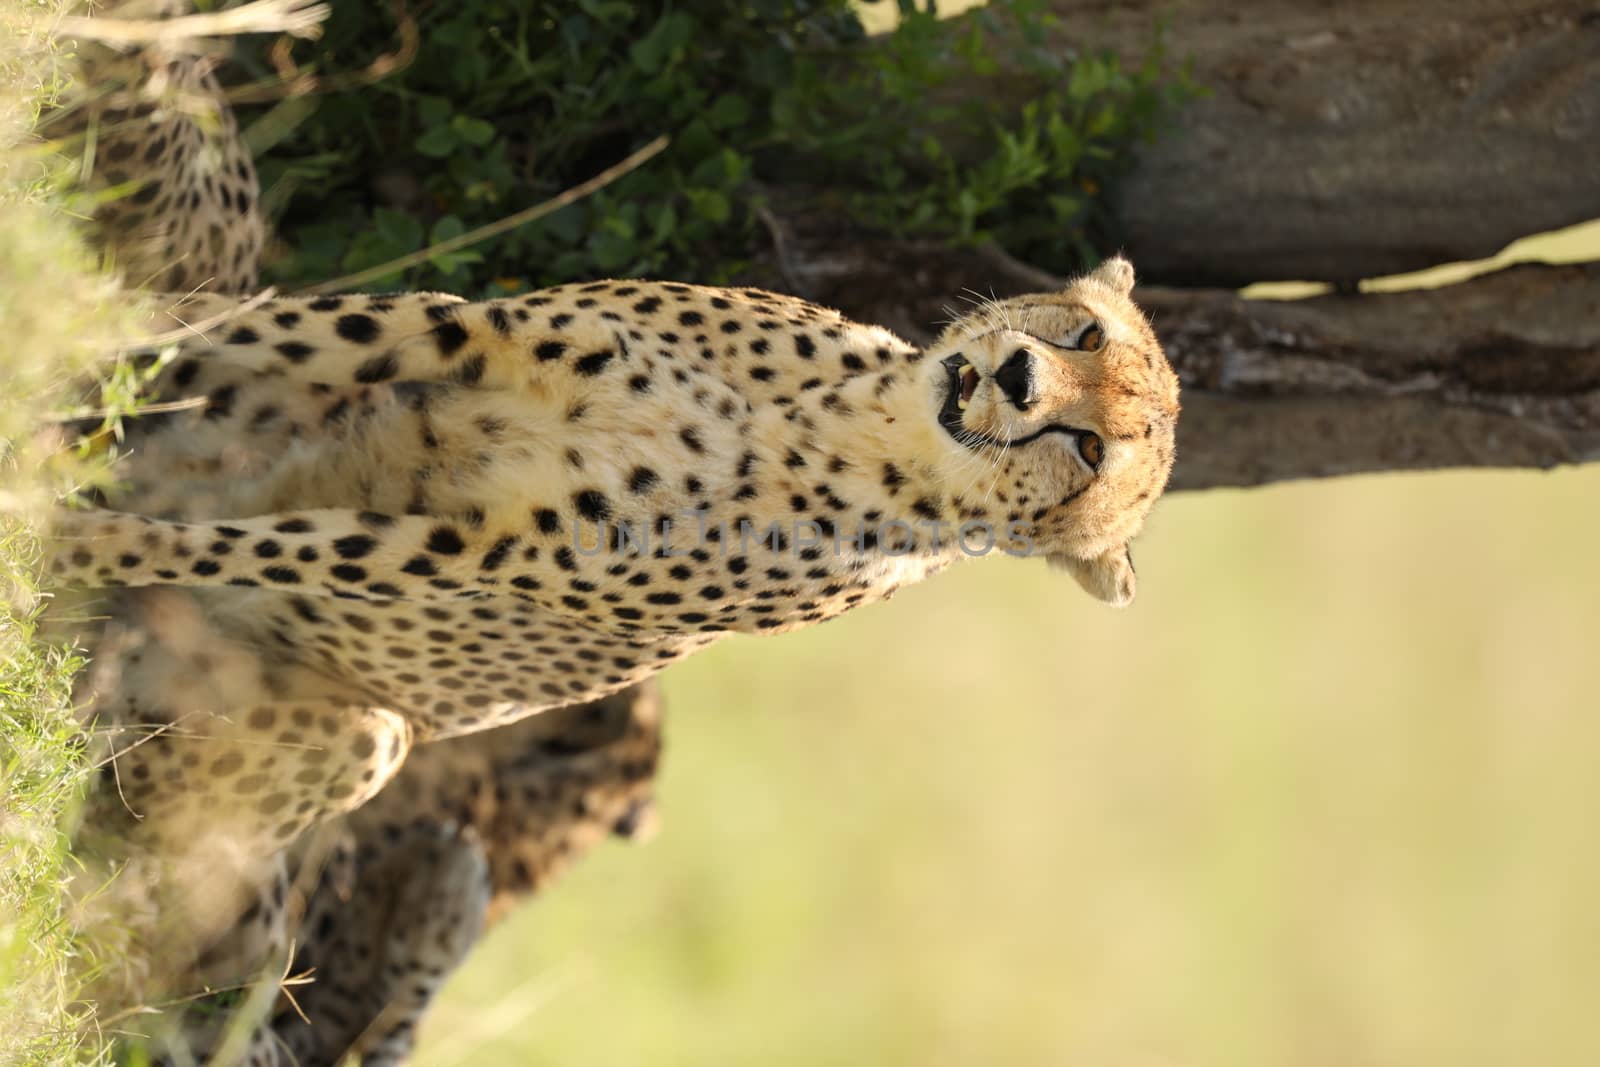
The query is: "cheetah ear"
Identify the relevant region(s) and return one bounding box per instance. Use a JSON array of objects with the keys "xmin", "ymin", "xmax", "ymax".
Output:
[
  {"xmin": 1086, "ymin": 255, "xmax": 1135, "ymax": 296},
  {"xmin": 1047, "ymin": 545, "xmax": 1136, "ymax": 607}
]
